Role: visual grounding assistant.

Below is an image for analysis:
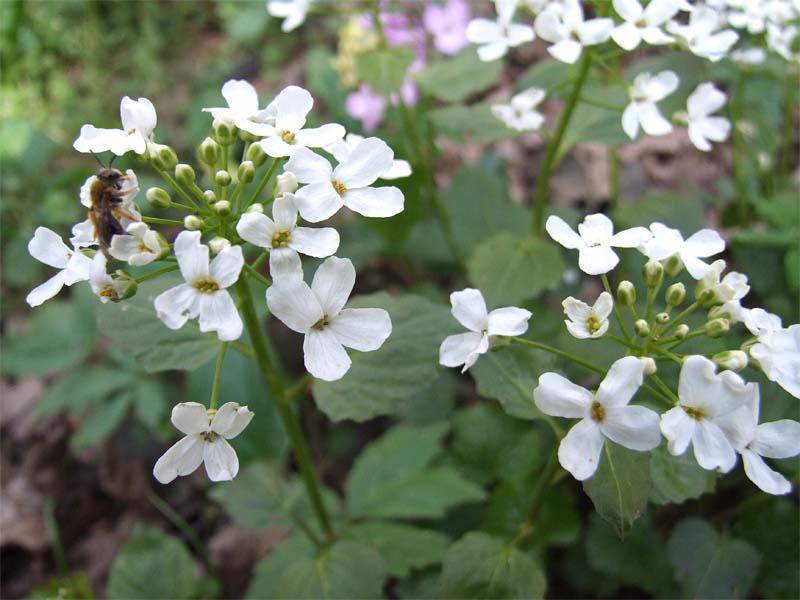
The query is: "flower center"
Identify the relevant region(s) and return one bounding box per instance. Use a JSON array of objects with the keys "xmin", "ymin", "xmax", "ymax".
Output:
[
  {"xmin": 636, "ymin": 18, "xmax": 647, "ymax": 27},
  {"xmin": 271, "ymin": 229, "xmax": 292, "ymax": 248},
  {"xmin": 138, "ymin": 242, "xmax": 153, "ymax": 253},
  {"xmin": 195, "ymin": 278, "xmax": 220, "ymax": 293},
  {"xmin": 590, "ymin": 401, "xmax": 605, "ymax": 422},
  {"xmin": 312, "ymin": 314, "xmax": 330, "ymax": 330},
  {"xmin": 570, "ymin": 29, "xmax": 581, "ymax": 42},
  {"xmin": 683, "ymin": 406, "xmax": 706, "ymax": 421},
  {"xmin": 279, "ymin": 129, "xmax": 296, "ymax": 144},
  {"xmin": 201, "ymin": 431, "xmax": 220, "ymax": 442},
  {"xmin": 100, "ymin": 285, "xmax": 118, "ymax": 301},
  {"xmin": 127, "ymin": 127, "xmax": 137, "ymax": 135},
  {"xmin": 331, "ymin": 178, "xmax": 347, "ymax": 195},
  {"xmin": 586, "ymin": 315, "xmax": 602, "ymax": 334}
]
